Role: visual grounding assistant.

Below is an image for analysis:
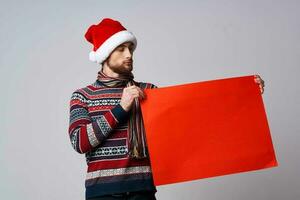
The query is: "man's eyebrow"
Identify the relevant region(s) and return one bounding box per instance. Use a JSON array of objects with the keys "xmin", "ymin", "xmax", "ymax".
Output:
[{"xmin": 118, "ymin": 43, "xmax": 133, "ymax": 48}]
